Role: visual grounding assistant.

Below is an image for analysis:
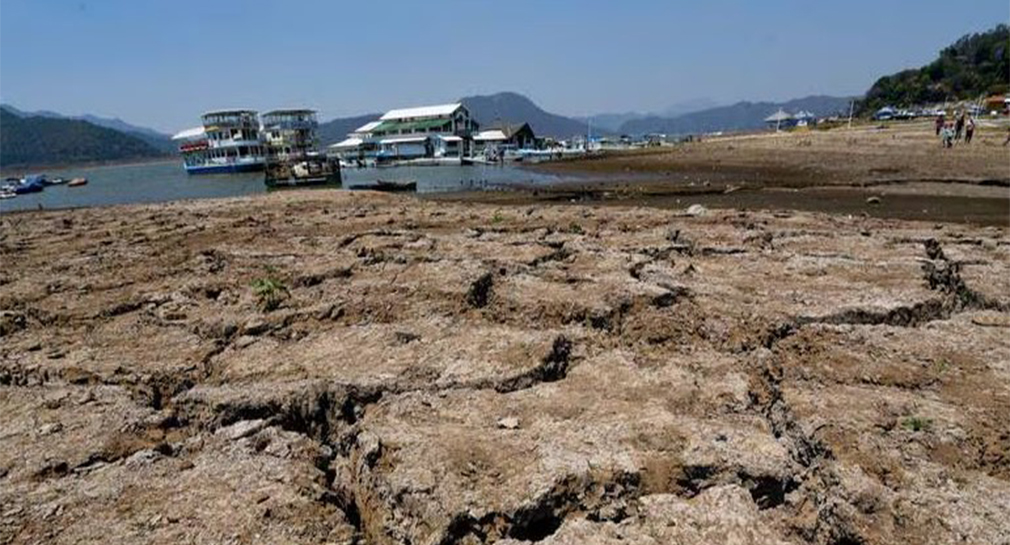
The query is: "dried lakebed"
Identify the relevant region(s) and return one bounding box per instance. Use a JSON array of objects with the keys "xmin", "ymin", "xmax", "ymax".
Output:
[{"xmin": 1, "ymin": 190, "xmax": 1009, "ymax": 544}]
